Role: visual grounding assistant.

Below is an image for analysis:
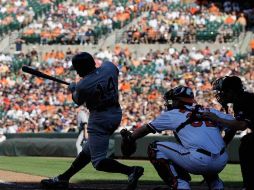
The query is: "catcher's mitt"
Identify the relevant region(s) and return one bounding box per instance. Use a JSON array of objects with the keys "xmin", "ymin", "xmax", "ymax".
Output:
[{"xmin": 120, "ymin": 129, "xmax": 137, "ymax": 157}]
